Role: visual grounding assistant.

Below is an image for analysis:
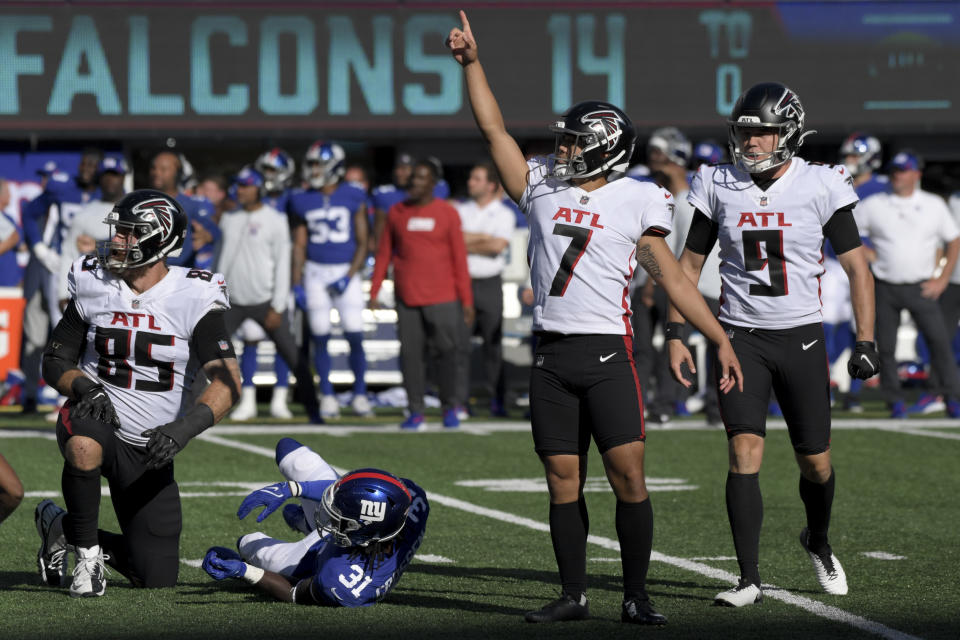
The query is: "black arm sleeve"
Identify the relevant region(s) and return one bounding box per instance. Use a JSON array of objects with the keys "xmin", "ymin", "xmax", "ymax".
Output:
[
  {"xmin": 291, "ymin": 577, "xmax": 331, "ymax": 606},
  {"xmin": 41, "ymin": 299, "xmax": 88, "ymax": 388},
  {"xmin": 823, "ymin": 204, "xmax": 862, "ymax": 255},
  {"xmin": 684, "ymin": 210, "xmax": 720, "ymax": 256},
  {"xmin": 191, "ymin": 310, "xmax": 236, "ymax": 365}
]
